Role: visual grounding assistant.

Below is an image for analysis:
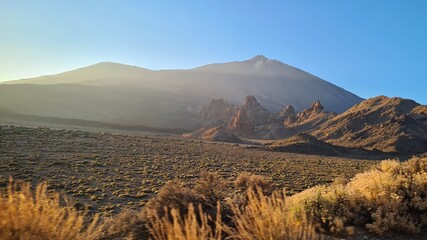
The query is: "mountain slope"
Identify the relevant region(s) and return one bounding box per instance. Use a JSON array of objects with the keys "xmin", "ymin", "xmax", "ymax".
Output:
[
  {"xmin": 266, "ymin": 133, "xmax": 344, "ymax": 156},
  {"xmin": 175, "ymin": 55, "xmax": 362, "ymax": 112},
  {"xmin": 0, "ymin": 55, "xmax": 363, "ymax": 129},
  {"xmin": 0, "ymin": 84, "xmax": 202, "ymax": 129},
  {"xmin": 311, "ymin": 96, "xmax": 427, "ymax": 153},
  {"xmin": 4, "ymin": 62, "xmax": 153, "ymax": 85}
]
